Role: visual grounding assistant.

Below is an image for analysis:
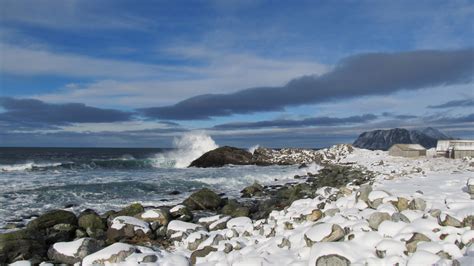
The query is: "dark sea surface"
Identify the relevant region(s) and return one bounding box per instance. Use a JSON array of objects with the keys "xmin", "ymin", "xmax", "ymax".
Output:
[{"xmin": 0, "ymin": 145, "xmax": 311, "ymax": 230}]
